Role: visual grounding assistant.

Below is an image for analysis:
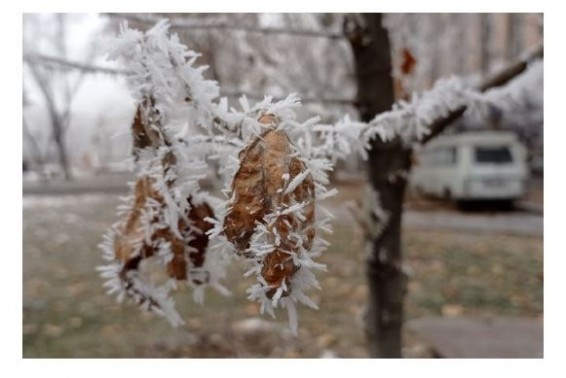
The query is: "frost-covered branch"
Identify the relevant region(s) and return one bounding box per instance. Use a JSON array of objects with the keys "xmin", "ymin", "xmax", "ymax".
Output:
[
  {"xmin": 220, "ymin": 88, "xmax": 354, "ymax": 105},
  {"xmin": 480, "ymin": 60, "xmax": 543, "ymax": 116},
  {"xmin": 98, "ymin": 18, "xmax": 543, "ymax": 333},
  {"xmin": 421, "ymin": 44, "xmax": 543, "ymax": 144},
  {"xmin": 318, "ymin": 43, "xmax": 543, "ymax": 155},
  {"xmin": 98, "ymin": 21, "xmax": 235, "ymax": 326},
  {"xmin": 99, "ymin": 20, "xmax": 337, "ymax": 332}
]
